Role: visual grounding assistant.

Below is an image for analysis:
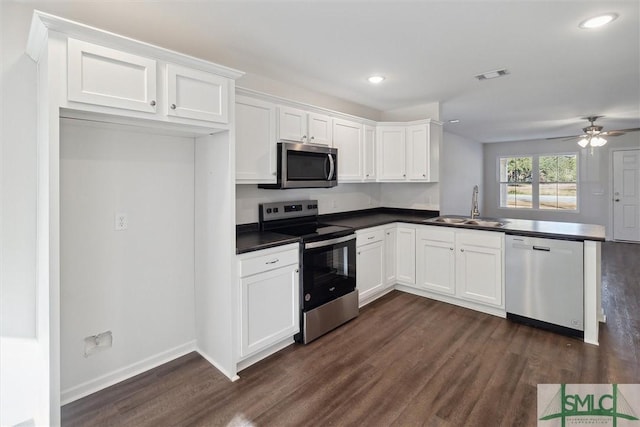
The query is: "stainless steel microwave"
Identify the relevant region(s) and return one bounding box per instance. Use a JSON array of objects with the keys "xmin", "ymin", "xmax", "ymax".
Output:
[{"xmin": 258, "ymin": 142, "xmax": 338, "ymax": 189}]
